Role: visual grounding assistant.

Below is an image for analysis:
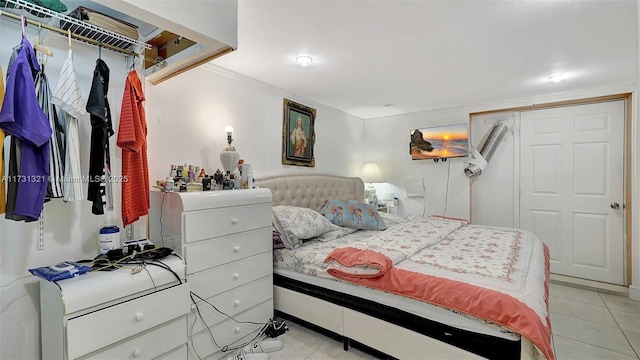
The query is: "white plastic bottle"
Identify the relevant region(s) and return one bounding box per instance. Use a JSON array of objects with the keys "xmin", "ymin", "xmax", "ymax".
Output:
[
  {"xmin": 233, "ymin": 169, "xmax": 241, "ymax": 189},
  {"xmin": 164, "ymin": 177, "xmax": 174, "ymax": 192},
  {"xmin": 244, "ymin": 163, "xmax": 253, "ymax": 189},
  {"xmin": 99, "ymin": 226, "xmax": 120, "ymax": 255}
]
